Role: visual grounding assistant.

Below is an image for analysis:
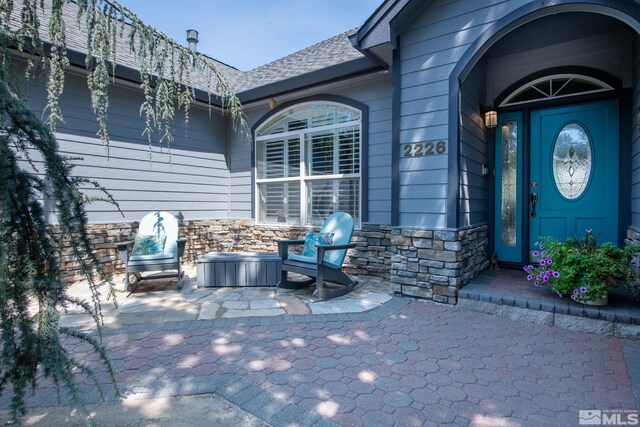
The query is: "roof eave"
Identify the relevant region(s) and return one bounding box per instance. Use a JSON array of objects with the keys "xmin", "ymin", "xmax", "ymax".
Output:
[
  {"xmin": 61, "ymin": 46, "xmax": 226, "ymax": 107},
  {"xmin": 237, "ymin": 56, "xmax": 382, "ymax": 104},
  {"xmin": 350, "ymin": 0, "xmax": 433, "ymax": 67}
]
